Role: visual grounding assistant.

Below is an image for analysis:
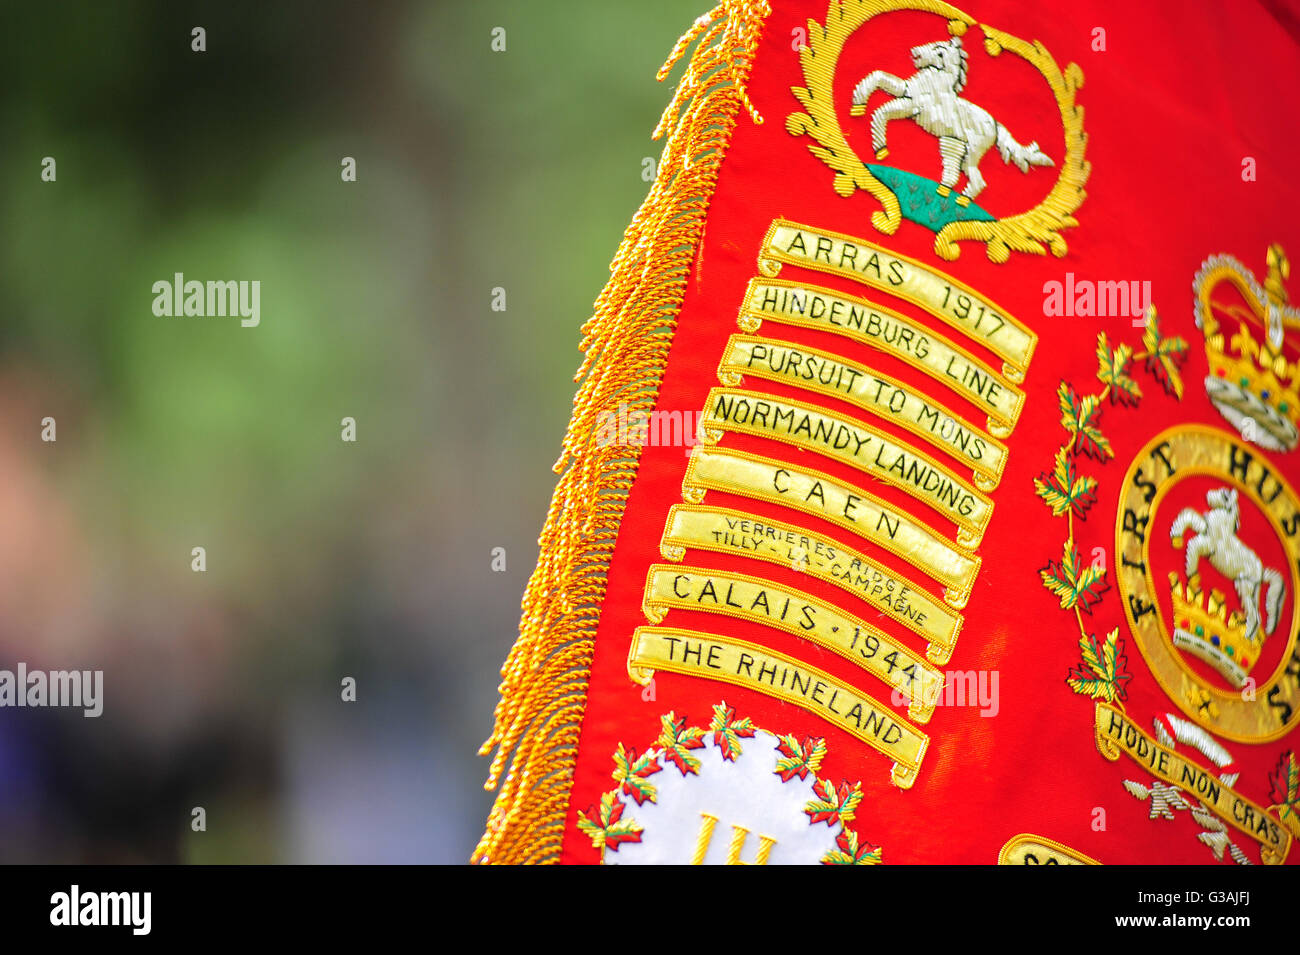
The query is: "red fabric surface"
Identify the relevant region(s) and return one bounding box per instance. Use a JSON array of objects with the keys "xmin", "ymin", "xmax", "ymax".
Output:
[{"xmin": 559, "ymin": 0, "xmax": 1300, "ymax": 863}]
